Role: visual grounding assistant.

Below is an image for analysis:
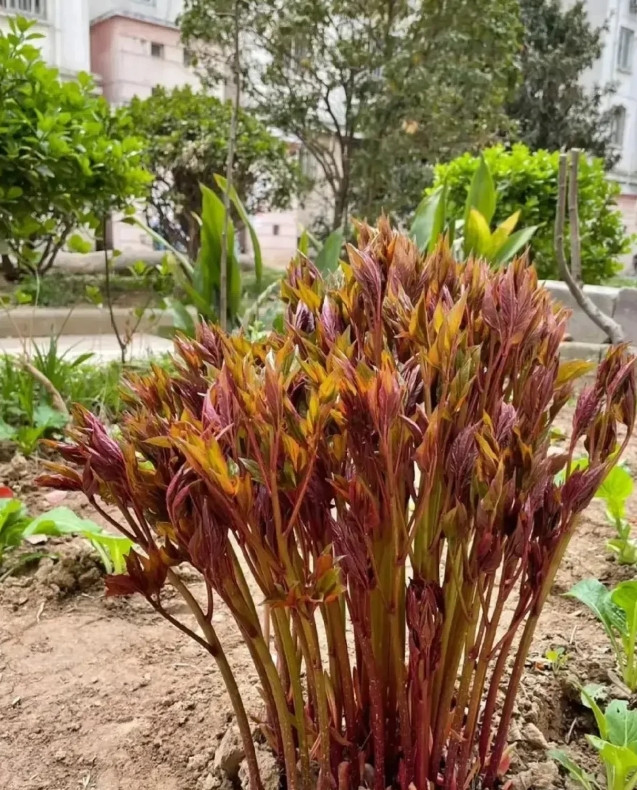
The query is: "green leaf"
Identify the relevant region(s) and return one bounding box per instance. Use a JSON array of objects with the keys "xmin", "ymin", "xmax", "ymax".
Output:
[
  {"xmin": 198, "ymin": 183, "xmax": 241, "ymax": 320},
  {"xmin": 298, "ymin": 229, "xmax": 310, "ymax": 257},
  {"xmin": 548, "ymin": 749, "xmax": 599, "ymax": 790},
  {"xmin": 23, "ymin": 507, "xmax": 103, "ymax": 538},
  {"xmin": 315, "ymin": 229, "xmax": 344, "ymax": 273},
  {"xmin": 567, "ymin": 578, "xmax": 617, "ymax": 640},
  {"xmin": 596, "ymin": 466, "xmax": 634, "ymax": 522},
  {"xmin": 86, "ymin": 532, "xmax": 134, "ymax": 575},
  {"xmin": 411, "ymin": 186, "xmax": 446, "ymax": 252},
  {"xmin": 33, "ymin": 403, "xmax": 67, "ymax": 430},
  {"xmin": 213, "ymin": 173, "xmax": 263, "ymax": 286},
  {"xmin": 464, "ymin": 154, "xmax": 496, "ymax": 226},
  {"xmin": 581, "ymin": 687, "xmax": 610, "ymax": 742},
  {"xmin": 605, "ymin": 699, "xmax": 637, "ymax": 749},
  {"xmin": 492, "ymin": 226, "xmax": 538, "ymax": 265},
  {"xmin": 464, "ymin": 208, "xmax": 492, "ymax": 258},
  {"xmin": 67, "ymin": 233, "xmax": 93, "ymax": 254}
]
